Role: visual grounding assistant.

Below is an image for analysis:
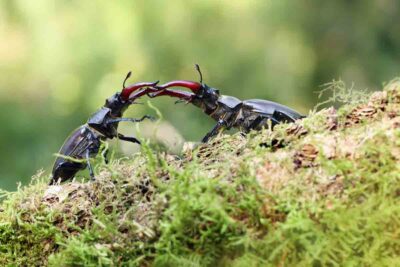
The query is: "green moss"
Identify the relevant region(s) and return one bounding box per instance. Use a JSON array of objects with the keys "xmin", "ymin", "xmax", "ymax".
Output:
[{"xmin": 1, "ymin": 80, "xmax": 400, "ymax": 266}]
